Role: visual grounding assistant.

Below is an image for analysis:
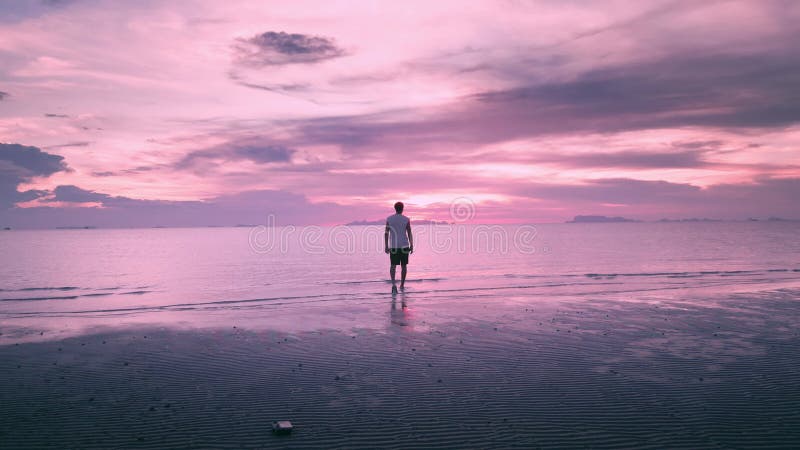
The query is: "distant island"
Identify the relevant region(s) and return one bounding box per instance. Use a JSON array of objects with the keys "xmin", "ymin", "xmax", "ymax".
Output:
[
  {"xmin": 568, "ymin": 215, "xmax": 797, "ymax": 224},
  {"xmin": 346, "ymin": 219, "xmax": 452, "ymax": 226},
  {"xmin": 55, "ymin": 226, "xmax": 97, "ymax": 229},
  {"xmin": 658, "ymin": 217, "xmax": 723, "ymax": 222},
  {"xmin": 566, "ymin": 215, "xmax": 639, "ymax": 223}
]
